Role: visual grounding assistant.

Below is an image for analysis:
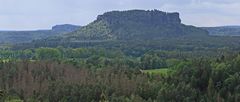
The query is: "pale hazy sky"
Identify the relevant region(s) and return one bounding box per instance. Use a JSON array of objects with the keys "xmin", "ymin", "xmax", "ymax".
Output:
[{"xmin": 0, "ymin": 0, "xmax": 240, "ymax": 30}]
